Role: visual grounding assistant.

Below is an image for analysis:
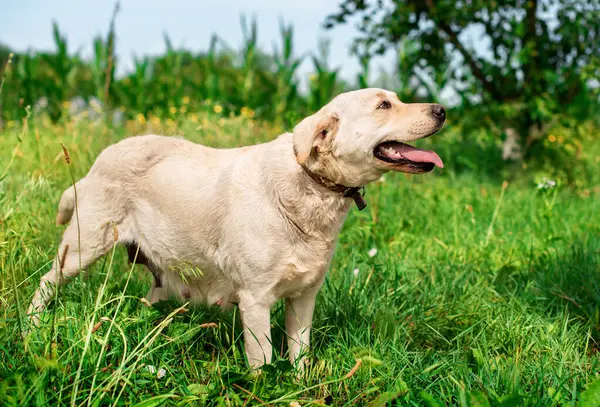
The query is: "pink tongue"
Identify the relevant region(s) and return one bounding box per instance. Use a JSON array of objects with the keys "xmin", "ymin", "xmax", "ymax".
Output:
[{"xmin": 394, "ymin": 143, "xmax": 444, "ymax": 168}]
